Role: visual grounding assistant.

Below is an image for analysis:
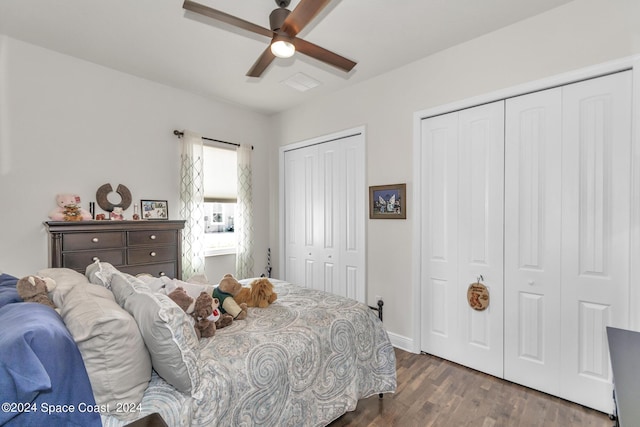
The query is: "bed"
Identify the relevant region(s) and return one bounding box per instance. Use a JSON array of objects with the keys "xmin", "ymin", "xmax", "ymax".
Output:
[{"xmin": 0, "ymin": 263, "xmax": 396, "ymax": 426}]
